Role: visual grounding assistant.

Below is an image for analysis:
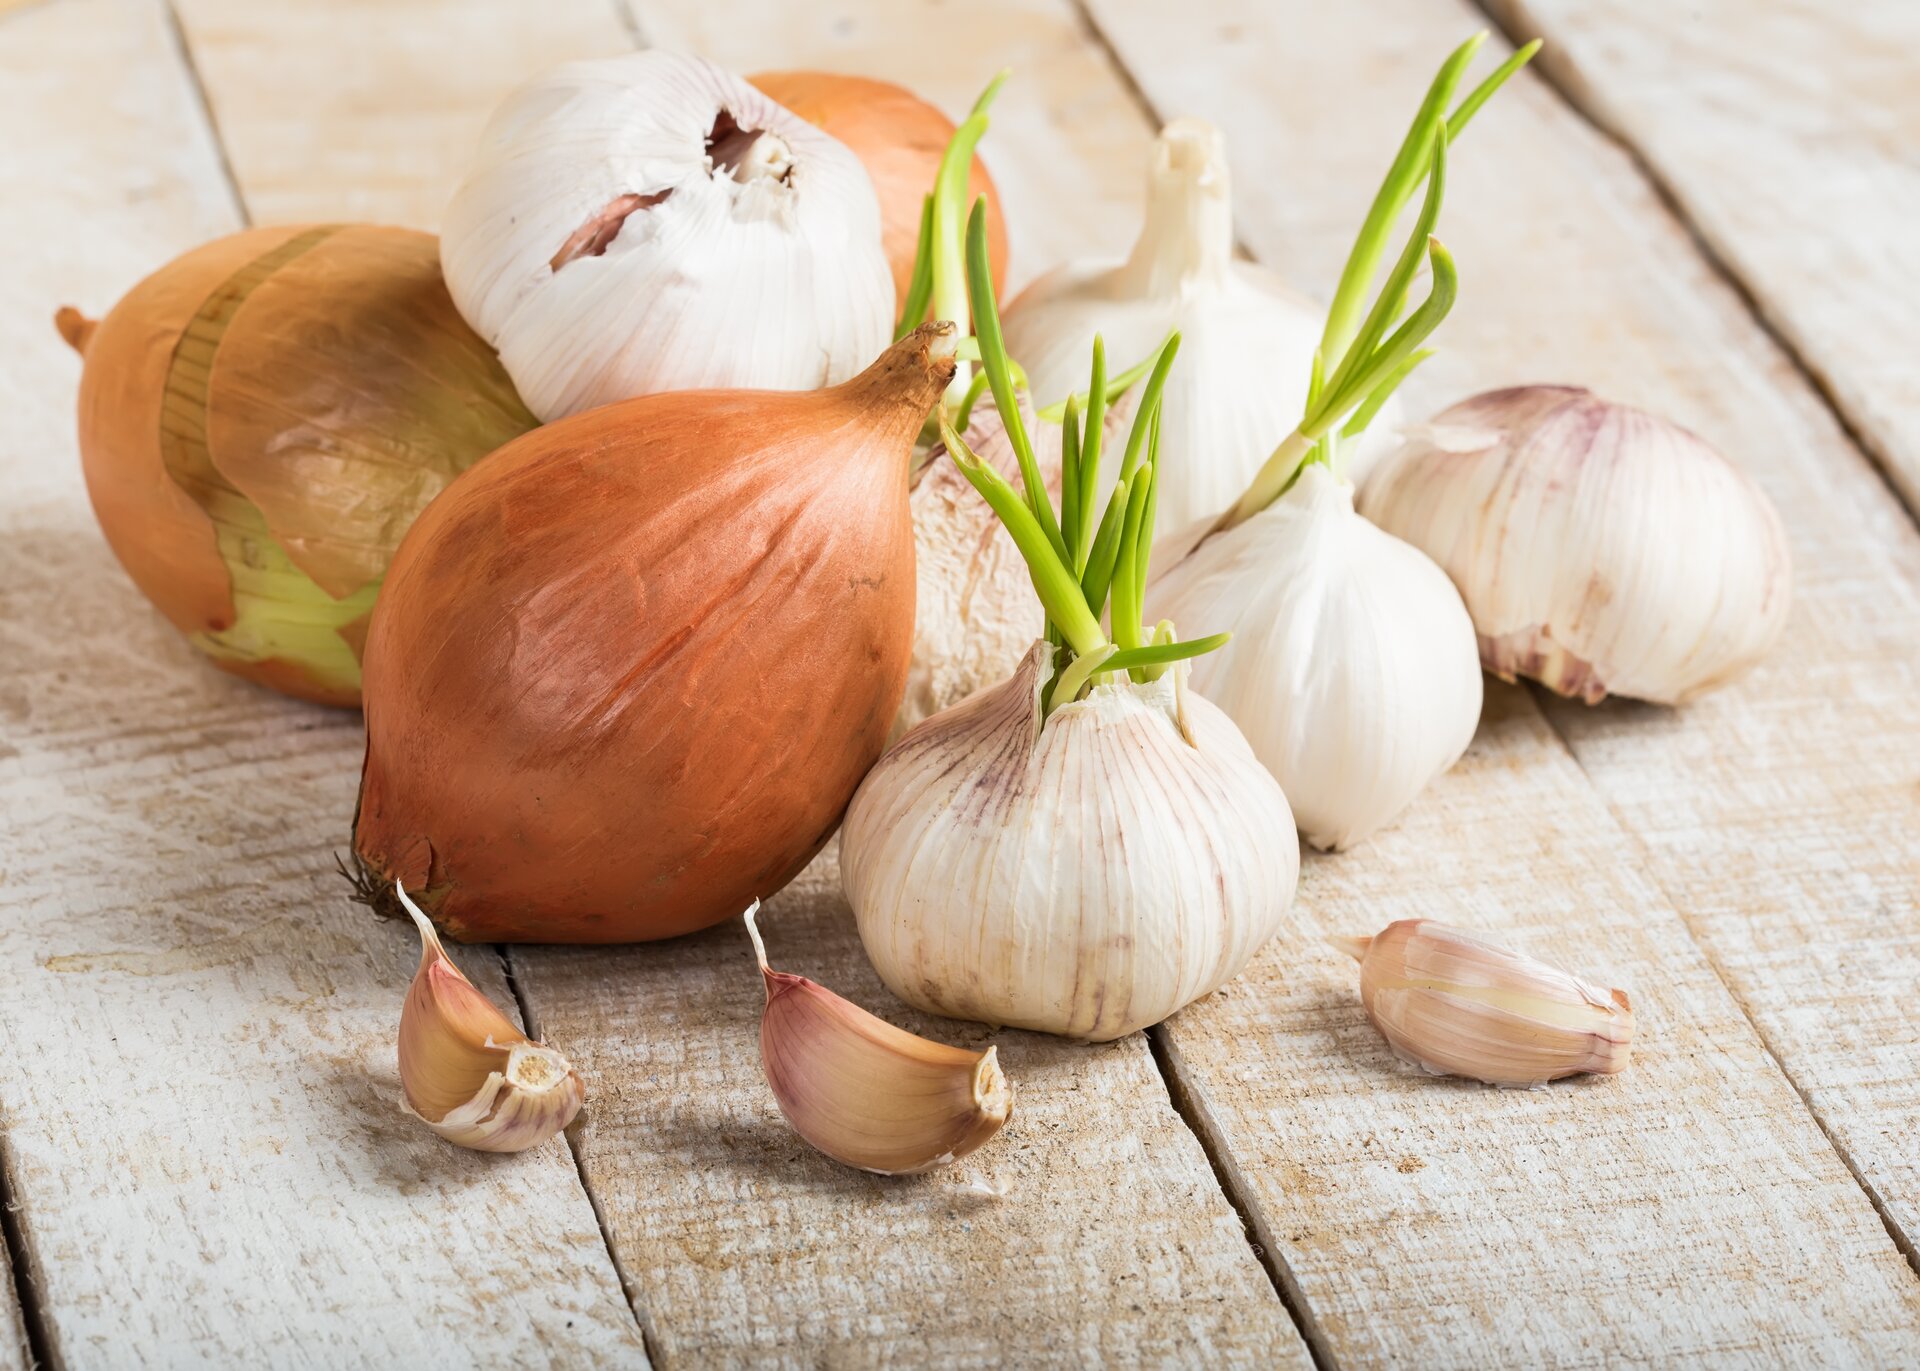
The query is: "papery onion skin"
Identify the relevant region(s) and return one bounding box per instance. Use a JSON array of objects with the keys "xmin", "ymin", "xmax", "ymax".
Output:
[
  {"xmin": 64, "ymin": 224, "xmax": 535, "ymax": 707},
  {"xmin": 1359, "ymin": 386, "xmax": 1792, "ymax": 705},
  {"xmin": 354, "ymin": 326, "xmax": 957, "ymax": 944},
  {"xmin": 751, "ymin": 70, "xmax": 1010, "ymax": 321},
  {"xmin": 844, "ymin": 642, "xmax": 1300, "ymax": 1041}
]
